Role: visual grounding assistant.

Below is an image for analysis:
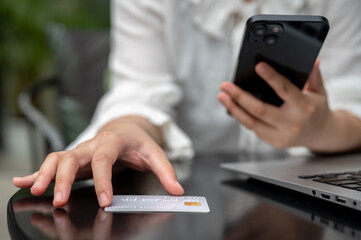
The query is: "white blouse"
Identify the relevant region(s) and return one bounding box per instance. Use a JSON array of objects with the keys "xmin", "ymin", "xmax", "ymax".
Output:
[{"xmin": 68, "ymin": 0, "xmax": 361, "ymax": 160}]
